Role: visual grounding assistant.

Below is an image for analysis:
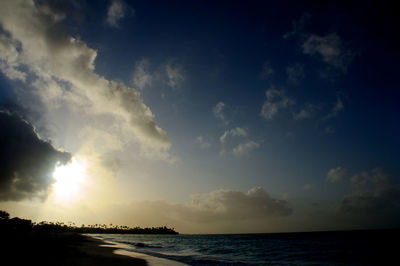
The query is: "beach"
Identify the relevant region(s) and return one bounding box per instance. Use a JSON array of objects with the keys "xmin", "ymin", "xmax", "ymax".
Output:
[
  {"xmin": 92, "ymin": 230, "xmax": 400, "ymax": 265},
  {"xmin": 1, "ymin": 231, "xmax": 147, "ymax": 266},
  {"xmin": 2, "ymin": 226, "xmax": 399, "ymax": 265}
]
